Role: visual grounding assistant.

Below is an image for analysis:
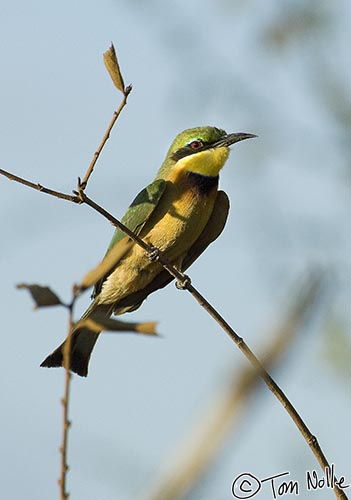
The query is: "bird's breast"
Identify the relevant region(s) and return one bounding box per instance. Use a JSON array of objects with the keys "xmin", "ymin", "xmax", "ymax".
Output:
[{"xmin": 142, "ymin": 173, "xmax": 218, "ymax": 259}]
